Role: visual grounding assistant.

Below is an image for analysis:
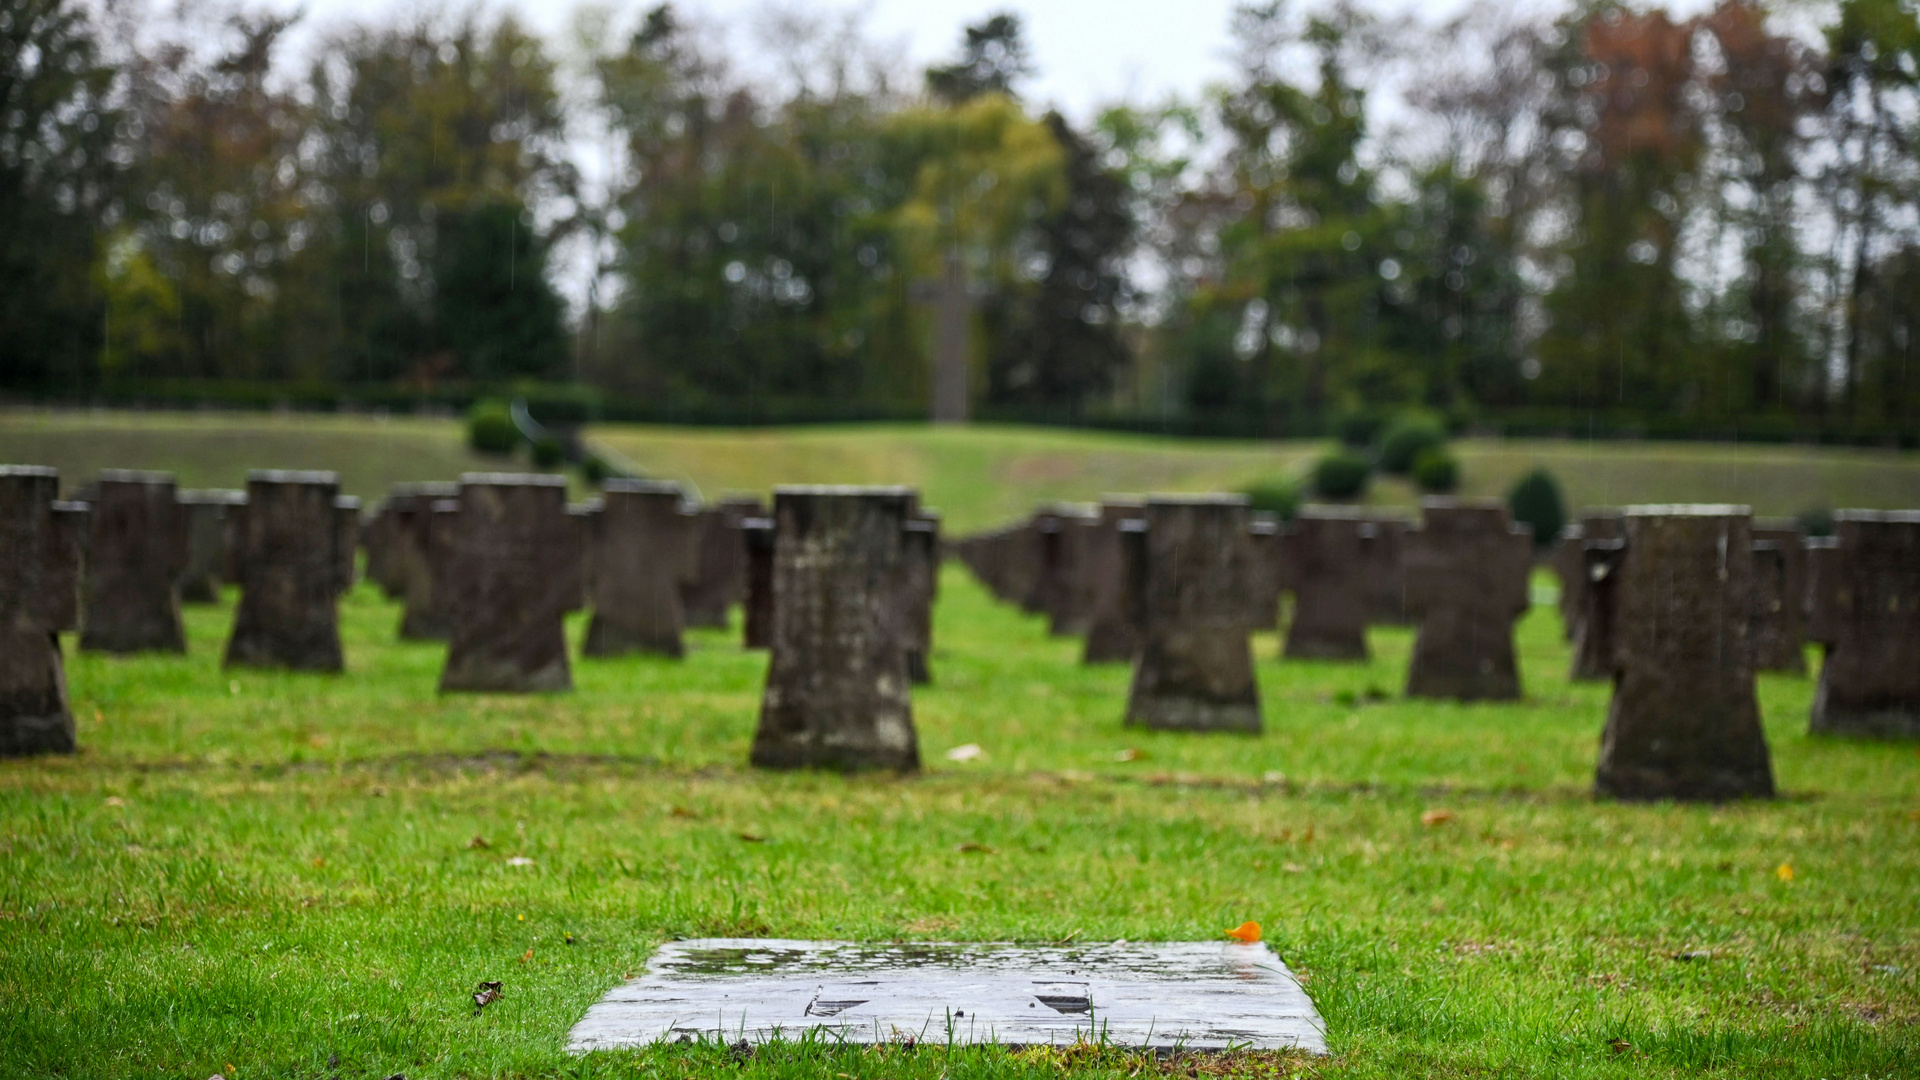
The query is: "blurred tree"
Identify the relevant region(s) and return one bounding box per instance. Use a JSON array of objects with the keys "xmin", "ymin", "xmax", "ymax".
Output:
[
  {"xmin": 925, "ymin": 13, "xmax": 1032, "ymax": 104},
  {"xmin": 432, "ymin": 201, "xmax": 566, "ymax": 380},
  {"xmin": 306, "ymin": 12, "xmax": 573, "ymax": 383},
  {"xmin": 1404, "ymin": 7, "xmax": 1560, "ymax": 410},
  {"xmin": 1385, "ymin": 164, "xmax": 1527, "ymax": 411},
  {"xmin": 983, "ymin": 111, "xmax": 1134, "ymax": 410},
  {"xmin": 884, "ymin": 92, "xmax": 1065, "ymax": 414},
  {"xmin": 0, "ymin": 0, "xmax": 122, "ymax": 389},
  {"xmin": 1697, "ymin": 1, "xmax": 1822, "ymax": 420},
  {"xmin": 597, "ymin": 4, "xmax": 919, "ymax": 412},
  {"xmin": 1535, "ymin": 6, "xmax": 1706, "ymax": 416},
  {"xmin": 1171, "ymin": 2, "xmax": 1427, "ymax": 431},
  {"xmin": 1823, "ymin": 0, "xmax": 1920, "ymax": 426},
  {"xmin": 117, "ymin": 12, "xmax": 306, "ymax": 379}
]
